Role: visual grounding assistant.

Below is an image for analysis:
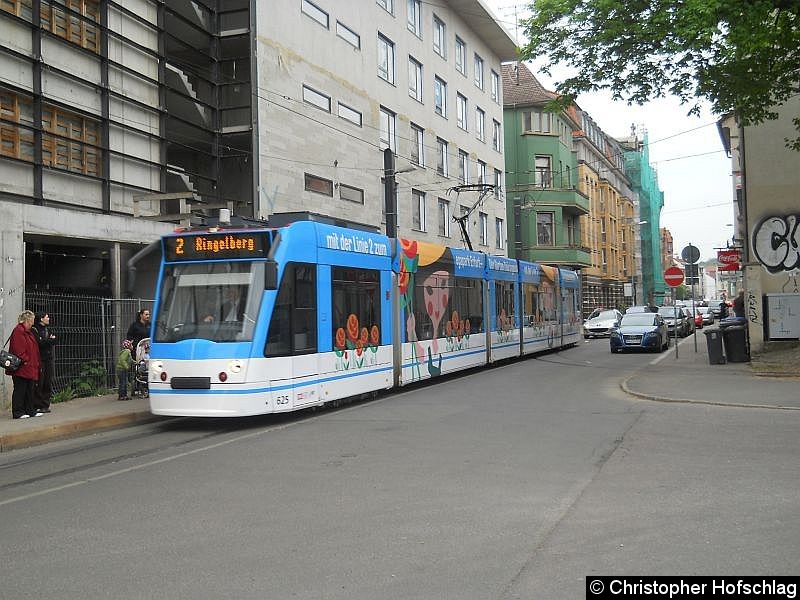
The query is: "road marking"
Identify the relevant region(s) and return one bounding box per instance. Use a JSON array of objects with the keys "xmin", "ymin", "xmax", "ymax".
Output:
[{"xmin": 649, "ymin": 335, "xmax": 694, "ymax": 365}]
